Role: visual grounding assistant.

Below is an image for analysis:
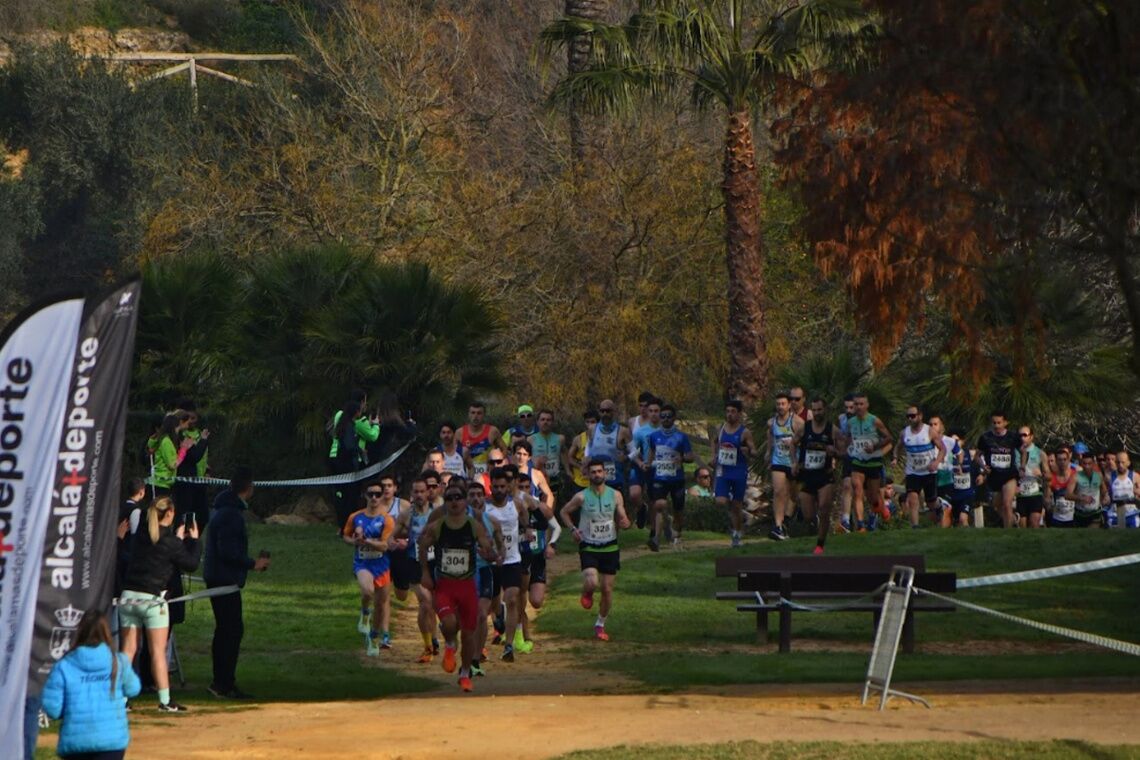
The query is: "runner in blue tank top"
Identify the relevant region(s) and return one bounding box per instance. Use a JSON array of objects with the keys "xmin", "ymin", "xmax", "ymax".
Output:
[
  {"xmin": 586, "ymin": 399, "xmax": 632, "ymax": 489},
  {"xmin": 646, "ymin": 404, "xmax": 703, "ymax": 550},
  {"xmin": 714, "ymin": 400, "xmax": 757, "ymax": 548},
  {"xmin": 766, "ymin": 392, "xmax": 804, "ymax": 541},
  {"xmin": 628, "ymin": 398, "xmax": 661, "ymax": 530}
]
